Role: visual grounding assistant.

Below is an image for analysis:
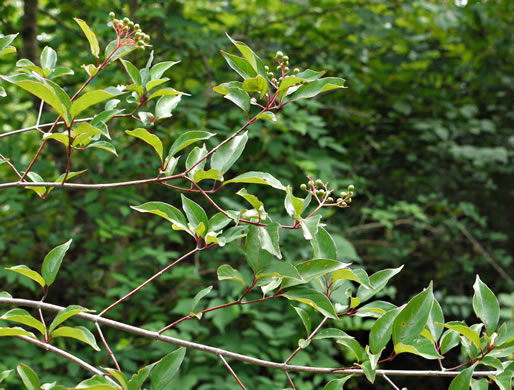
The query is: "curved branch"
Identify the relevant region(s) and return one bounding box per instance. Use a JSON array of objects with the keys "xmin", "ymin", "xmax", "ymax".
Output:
[{"xmin": 0, "ymin": 297, "xmax": 498, "ymax": 379}]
